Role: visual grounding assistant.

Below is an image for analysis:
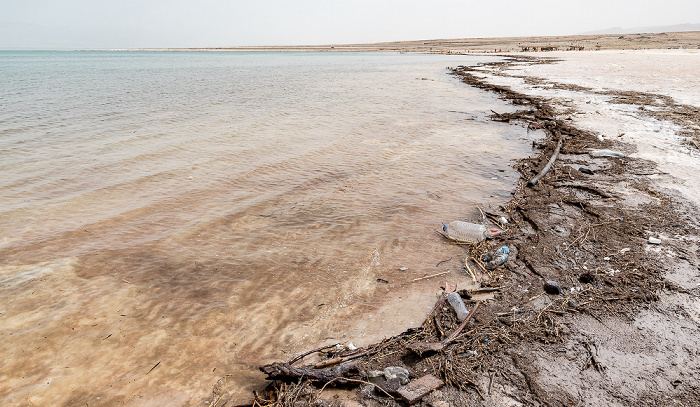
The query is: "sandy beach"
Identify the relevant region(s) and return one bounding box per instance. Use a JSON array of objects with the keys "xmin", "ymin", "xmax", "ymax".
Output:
[{"xmin": 236, "ymin": 49, "xmax": 700, "ymax": 405}]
